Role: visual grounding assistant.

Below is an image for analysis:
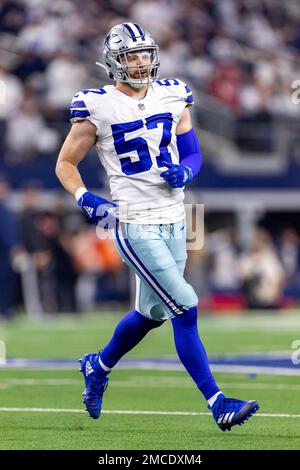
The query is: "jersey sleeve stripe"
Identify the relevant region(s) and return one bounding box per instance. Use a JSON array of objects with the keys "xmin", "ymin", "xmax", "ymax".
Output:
[
  {"xmin": 185, "ymin": 94, "xmax": 194, "ymax": 104},
  {"xmin": 70, "ymin": 109, "xmax": 90, "ymax": 119},
  {"xmin": 70, "ymin": 100, "xmax": 87, "ymax": 108}
]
